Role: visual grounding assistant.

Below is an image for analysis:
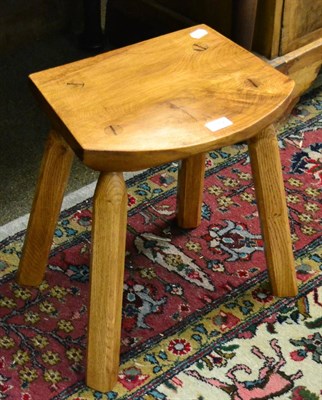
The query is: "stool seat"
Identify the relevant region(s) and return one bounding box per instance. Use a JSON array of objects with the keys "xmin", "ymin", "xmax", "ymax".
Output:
[
  {"xmin": 30, "ymin": 25, "xmax": 294, "ymax": 171},
  {"xmin": 18, "ymin": 25, "xmax": 298, "ymax": 392}
]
